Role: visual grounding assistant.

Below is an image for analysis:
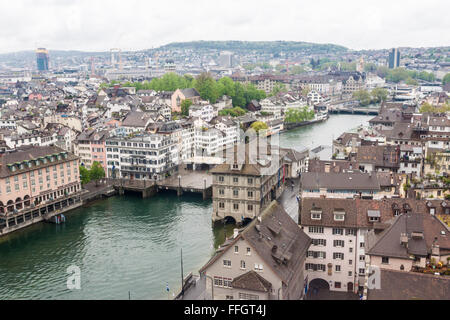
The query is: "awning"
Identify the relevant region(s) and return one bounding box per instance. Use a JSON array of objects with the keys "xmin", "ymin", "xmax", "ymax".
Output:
[{"xmin": 367, "ymin": 210, "xmax": 381, "ymax": 217}]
